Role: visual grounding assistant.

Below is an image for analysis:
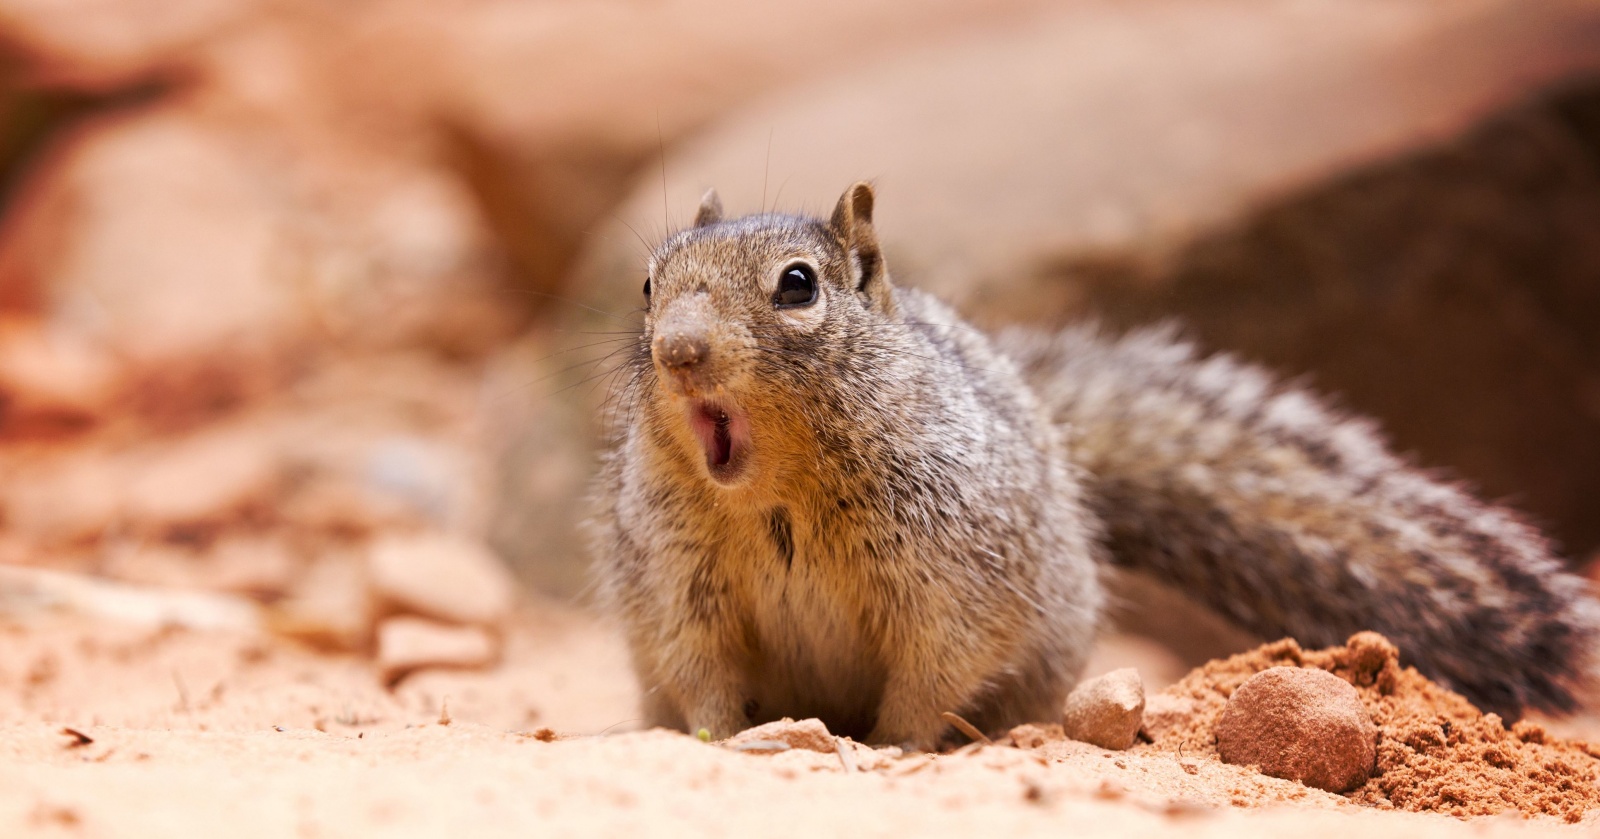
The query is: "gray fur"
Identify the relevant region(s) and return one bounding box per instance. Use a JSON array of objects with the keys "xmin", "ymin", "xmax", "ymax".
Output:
[
  {"xmin": 1003, "ymin": 322, "xmax": 1600, "ymax": 718},
  {"xmin": 589, "ymin": 184, "xmax": 1599, "ymax": 748}
]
